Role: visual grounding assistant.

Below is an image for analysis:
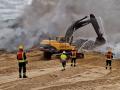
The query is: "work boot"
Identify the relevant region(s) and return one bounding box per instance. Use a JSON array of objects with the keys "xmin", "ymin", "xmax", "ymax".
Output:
[
  {"xmin": 23, "ymin": 75, "xmax": 27, "ymax": 78},
  {"xmin": 74, "ymin": 64, "xmax": 76, "ymax": 67},
  {"xmin": 23, "ymin": 73, "xmax": 27, "ymax": 78},
  {"xmin": 110, "ymin": 67, "xmax": 112, "ymax": 70},
  {"xmin": 61, "ymin": 67, "xmax": 65, "ymax": 71}
]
